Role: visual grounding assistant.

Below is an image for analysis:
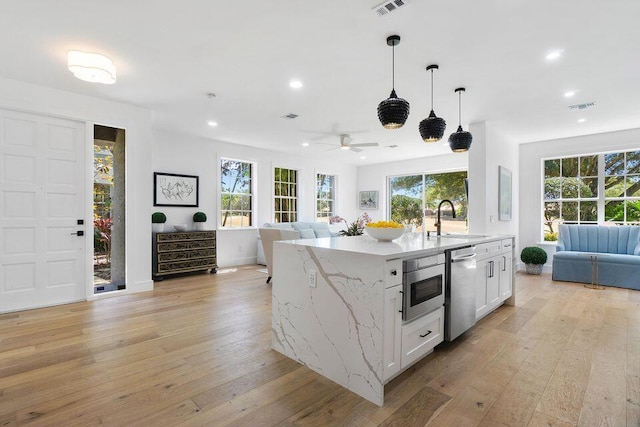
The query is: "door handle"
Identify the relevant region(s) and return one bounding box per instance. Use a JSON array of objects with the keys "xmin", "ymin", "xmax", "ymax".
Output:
[
  {"xmin": 502, "ymin": 256, "xmax": 506, "ymax": 271},
  {"xmin": 71, "ymin": 231, "xmax": 84, "ymax": 236},
  {"xmin": 489, "ymin": 261, "xmax": 494, "ymax": 278},
  {"xmin": 420, "ymin": 330, "xmax": 432, "ymax": 338}
]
